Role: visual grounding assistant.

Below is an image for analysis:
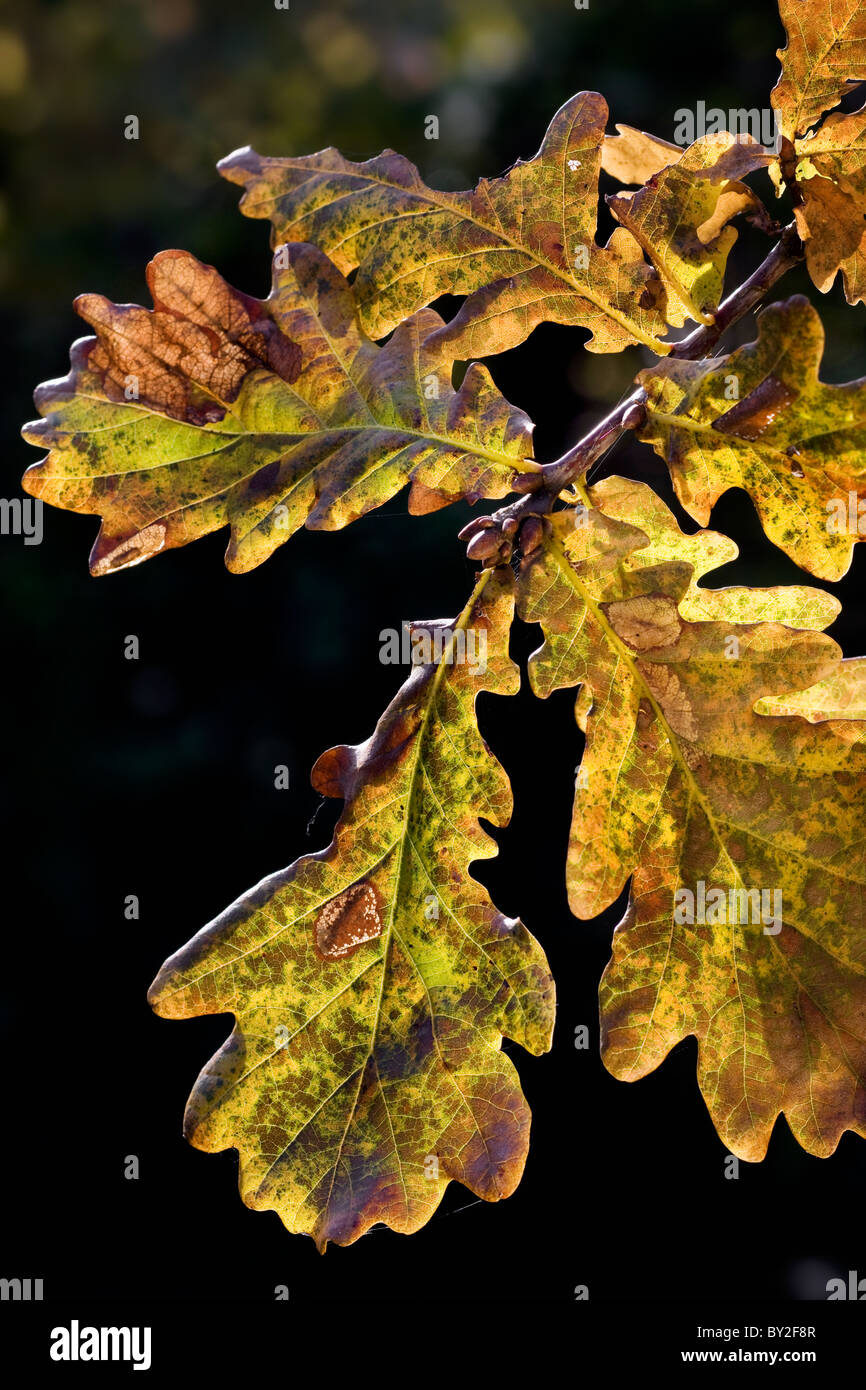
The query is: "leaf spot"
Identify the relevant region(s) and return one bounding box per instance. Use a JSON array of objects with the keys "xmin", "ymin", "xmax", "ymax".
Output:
[{"xmin": 314, "ymin": 881, "xmax": 383, "ymax": 961}]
